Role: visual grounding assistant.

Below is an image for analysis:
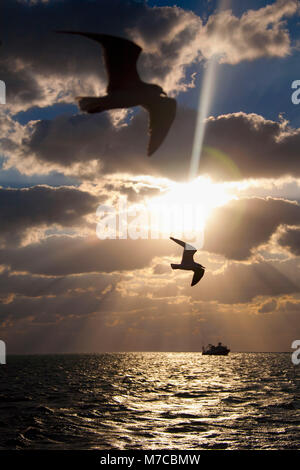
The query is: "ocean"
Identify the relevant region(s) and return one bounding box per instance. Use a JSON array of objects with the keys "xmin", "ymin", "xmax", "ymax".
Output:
[{"xmin": 0, "ymin": 353, "xmax": 299, "ymax": 450}]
